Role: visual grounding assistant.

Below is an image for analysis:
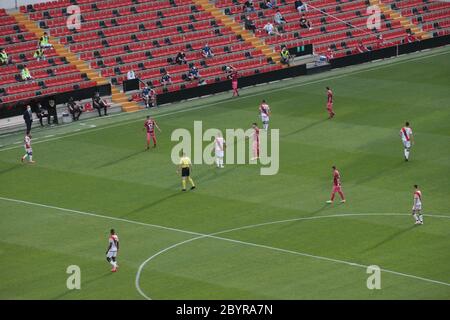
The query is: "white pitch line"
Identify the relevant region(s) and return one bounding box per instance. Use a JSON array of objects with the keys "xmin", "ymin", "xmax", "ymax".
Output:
[
  {"xmin": 0, "ymin": 196, "xmax": 448, "ymax": 299},
  {"xmin": 135, "ymin": 213, "xmax": 450, "ymax": 300},
  {"xmin": 1, "ymin": 48, "xmax": 449, "ymax": 153}
]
